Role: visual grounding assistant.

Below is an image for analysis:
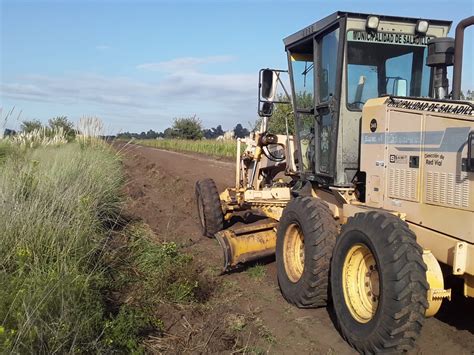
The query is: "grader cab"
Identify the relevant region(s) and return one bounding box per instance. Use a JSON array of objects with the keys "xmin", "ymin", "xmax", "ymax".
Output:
[{"xmin": 195, "ymin": 11, "xmax": 474, "ymax": 353}]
